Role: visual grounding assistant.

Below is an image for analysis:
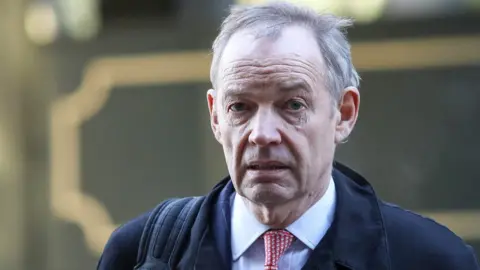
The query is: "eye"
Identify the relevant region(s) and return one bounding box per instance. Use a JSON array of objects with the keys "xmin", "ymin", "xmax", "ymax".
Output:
[
  {"xmin": 285, "ymin": 99, "xmax": 306, "ymax": 111},
  {"xmin": 228, "ymin": 102, "xmax": 248, "ymax": 112}
]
